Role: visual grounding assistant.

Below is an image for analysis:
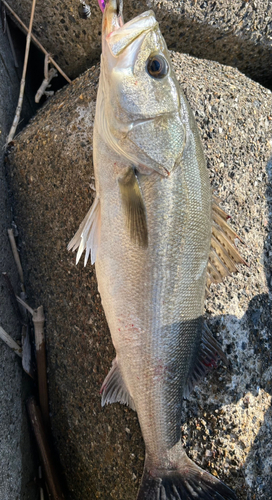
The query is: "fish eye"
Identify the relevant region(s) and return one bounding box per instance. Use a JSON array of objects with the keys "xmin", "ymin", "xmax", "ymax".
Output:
[{"xmin": 146, "ymin": 54, "xmax": 168, "ymax": 79}]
